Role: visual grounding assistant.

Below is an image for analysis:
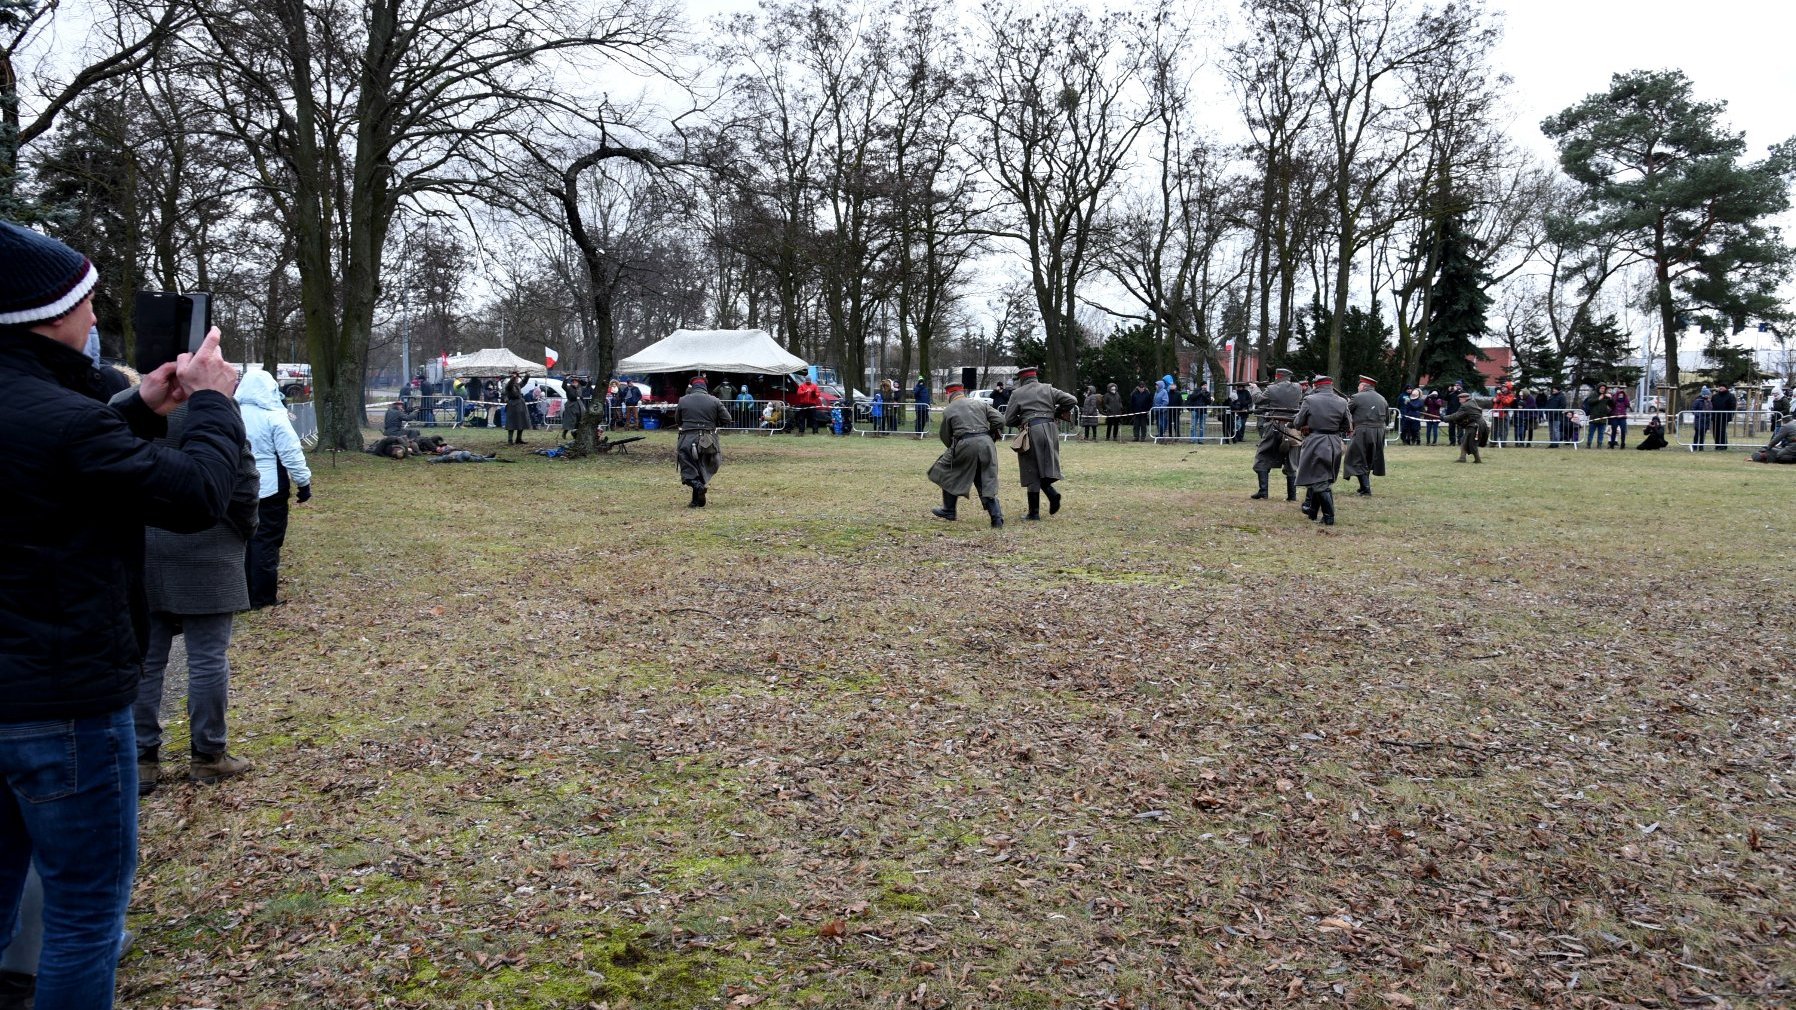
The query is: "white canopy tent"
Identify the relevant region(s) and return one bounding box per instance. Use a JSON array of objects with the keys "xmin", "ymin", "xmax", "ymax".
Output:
[
  {"xmin": 617, "ymin": 328, "xmax": 807, "ymax": 376},
  {"xmin": 443, "ymin": 347, "xmax": 547, "ymax": 378}
]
